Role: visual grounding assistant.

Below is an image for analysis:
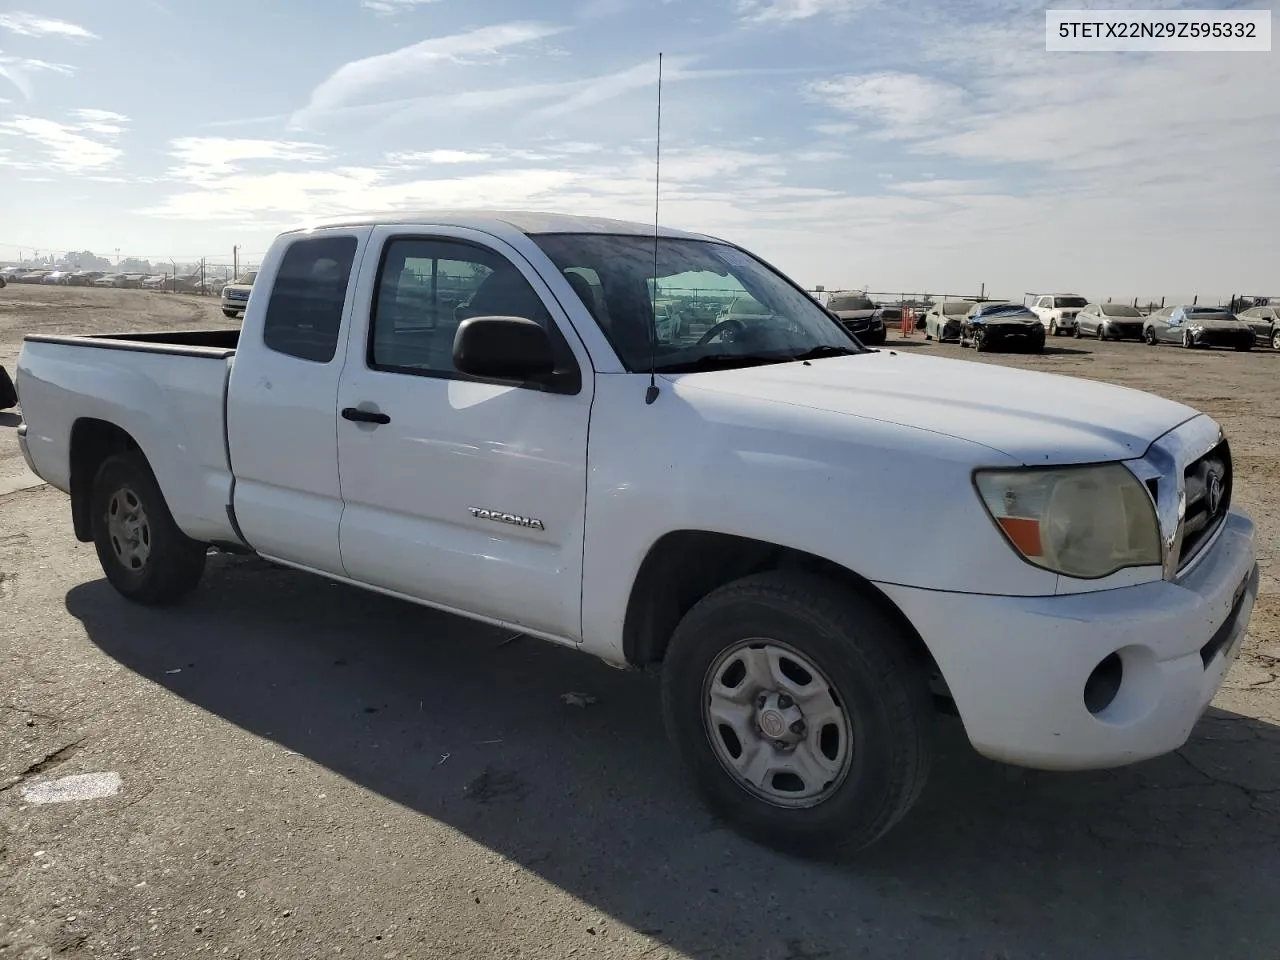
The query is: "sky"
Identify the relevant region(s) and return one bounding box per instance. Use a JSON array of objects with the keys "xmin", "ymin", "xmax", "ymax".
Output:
[{"xmin": 0, "ymin": 0, "xmax": 1277, "ymax": 300}]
